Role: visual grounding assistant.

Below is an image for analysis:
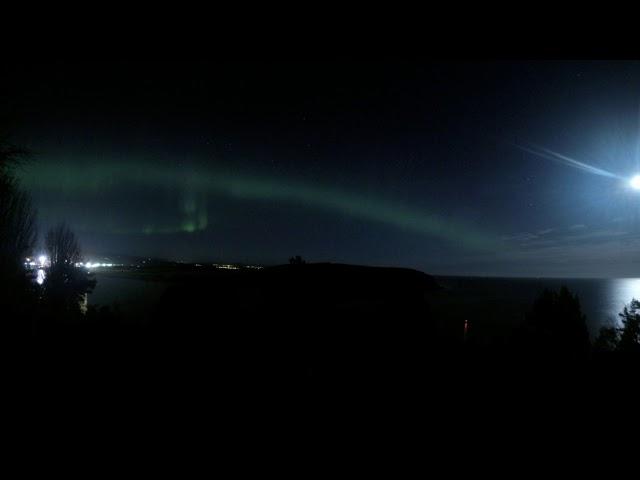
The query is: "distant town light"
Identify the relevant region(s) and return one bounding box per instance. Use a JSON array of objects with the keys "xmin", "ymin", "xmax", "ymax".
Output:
[{"xmin": 83, "ymin": 261, "xmax": 117, "ymax": 269}]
